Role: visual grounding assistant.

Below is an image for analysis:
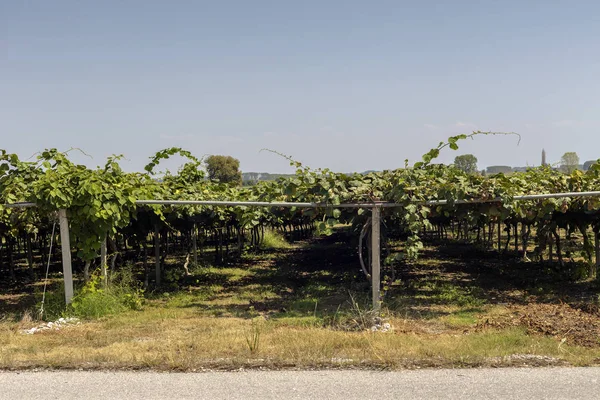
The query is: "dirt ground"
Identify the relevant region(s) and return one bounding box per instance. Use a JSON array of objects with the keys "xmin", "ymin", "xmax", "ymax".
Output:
[
  {"xmin": 2, "ymin": 229, "xmax": 600, "ymax": 350},
  {"xmin": 392, "ymin": 240, "xmax": 600, "ymax": 347}
]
